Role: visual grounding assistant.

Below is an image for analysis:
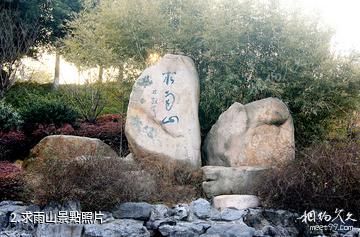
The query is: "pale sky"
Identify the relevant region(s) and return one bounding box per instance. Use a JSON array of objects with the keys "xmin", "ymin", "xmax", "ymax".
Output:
[
  {"xmin": 284, "ymin": 0, "xmax": 360, "ymax": 54},
  {"xmin": 22, "ymin": 0, "xmax": 360, "ymax": 84}
]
